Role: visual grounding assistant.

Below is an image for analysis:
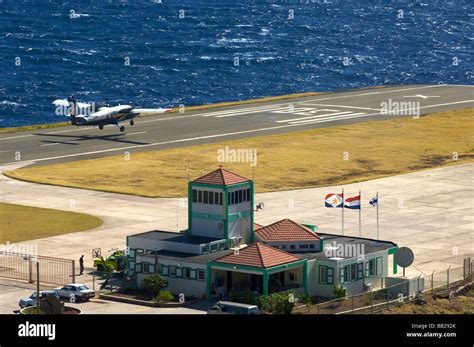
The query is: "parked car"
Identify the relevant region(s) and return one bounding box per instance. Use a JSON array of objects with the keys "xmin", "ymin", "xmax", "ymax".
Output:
[
  {"xmin": 54, "ymin": 284, "xmax": 95, "ymax": 302},
  {"xmin": 208, "ymin": 301, "xmax": 259, "ymax": 314},
  {"xmin": 19, "ymin": 290, "xmax": 59, "ymax": 308}
]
